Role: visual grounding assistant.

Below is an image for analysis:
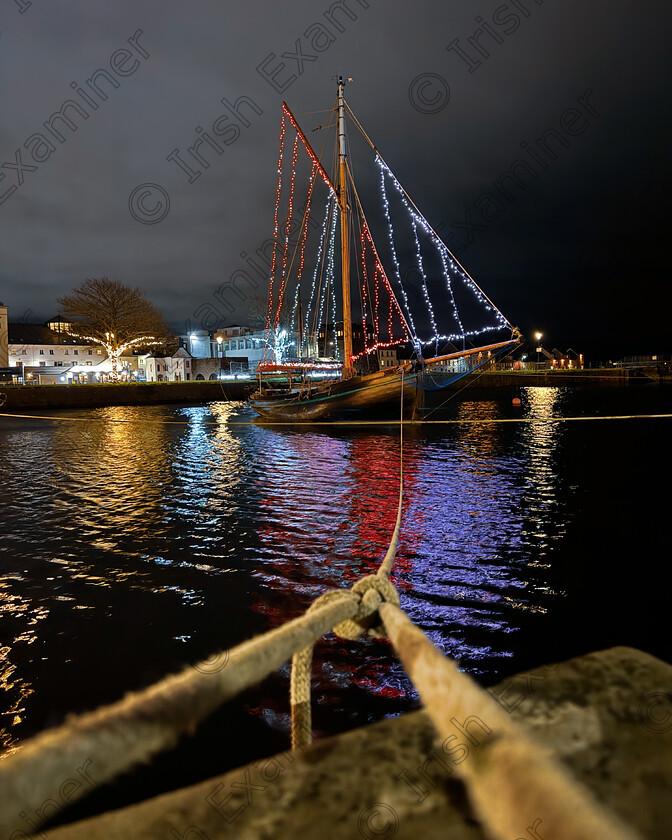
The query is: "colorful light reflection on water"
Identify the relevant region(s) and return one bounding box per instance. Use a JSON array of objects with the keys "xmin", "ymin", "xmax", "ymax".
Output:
[{"xmin": 0, "ymin": 387, "xmax": 669, "ymax": 757}]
